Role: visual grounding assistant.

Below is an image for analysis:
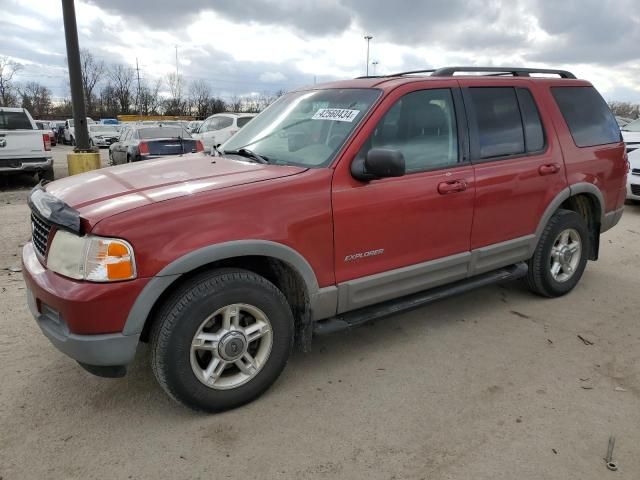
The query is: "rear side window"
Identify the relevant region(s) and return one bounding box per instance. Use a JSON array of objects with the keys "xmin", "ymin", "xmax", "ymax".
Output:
[
  {"xmin": 552, "ymin": 86, "xmax": 621, "ymax": 147},
  {"xmin": 468, "ymin": 88, "xmax": 525, "ymax": 158},
  {"xmin": 237, "ymin": 117, "xmax": 253, "ymax": 128},
  {"xmin": 0, "ymin": 111, "xmax": 33, "ymax": 130}
]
